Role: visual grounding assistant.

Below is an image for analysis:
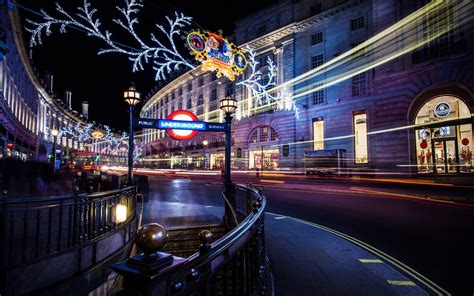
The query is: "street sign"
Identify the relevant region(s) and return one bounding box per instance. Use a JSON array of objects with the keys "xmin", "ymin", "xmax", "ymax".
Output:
[{"xmin": 133, "ymin": 109, "xmax": 227, "ymax": 141}]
